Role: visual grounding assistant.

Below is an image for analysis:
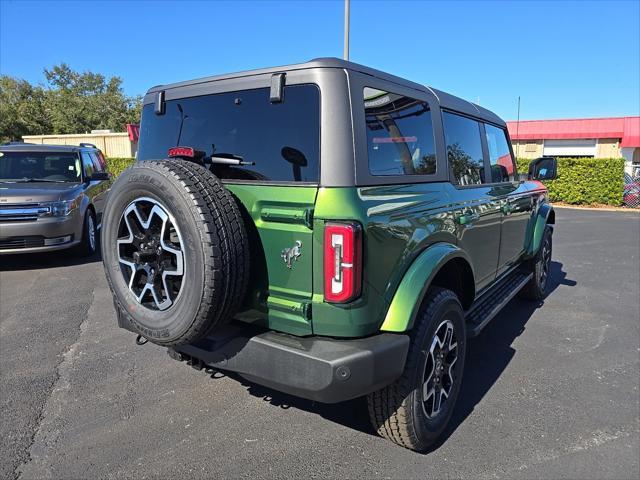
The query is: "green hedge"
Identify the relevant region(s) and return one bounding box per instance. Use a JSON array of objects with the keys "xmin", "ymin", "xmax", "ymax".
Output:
[
  {"xmin": 516, "ymin": 157, "xmax": 625, "ymax": 206},
  {"xmin": 105, "ymin": 156, "xmax": 625, "ymax": 206},
  {"xmin": 106, "ymin": 157, "xmax": 135, "ymax": 177}
]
